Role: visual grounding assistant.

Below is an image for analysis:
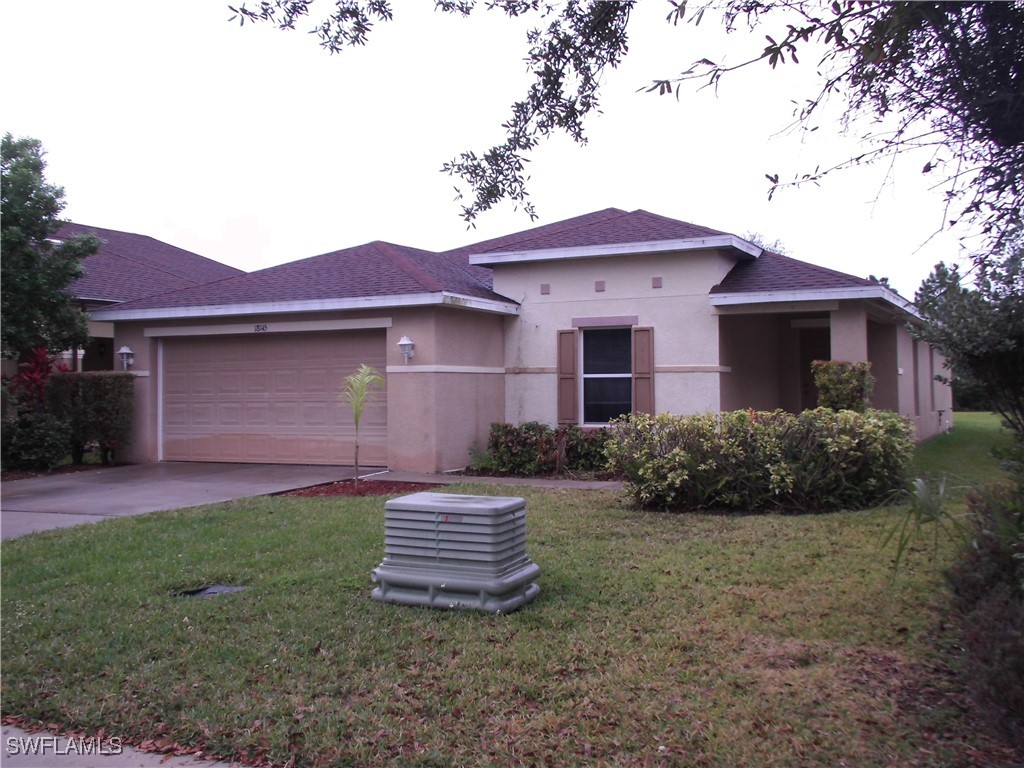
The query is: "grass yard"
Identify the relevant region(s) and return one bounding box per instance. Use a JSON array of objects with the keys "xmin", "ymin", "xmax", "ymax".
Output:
[{"xmin": 2, "ymin": 414, "xmax": 1019, "ymax": 767}]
